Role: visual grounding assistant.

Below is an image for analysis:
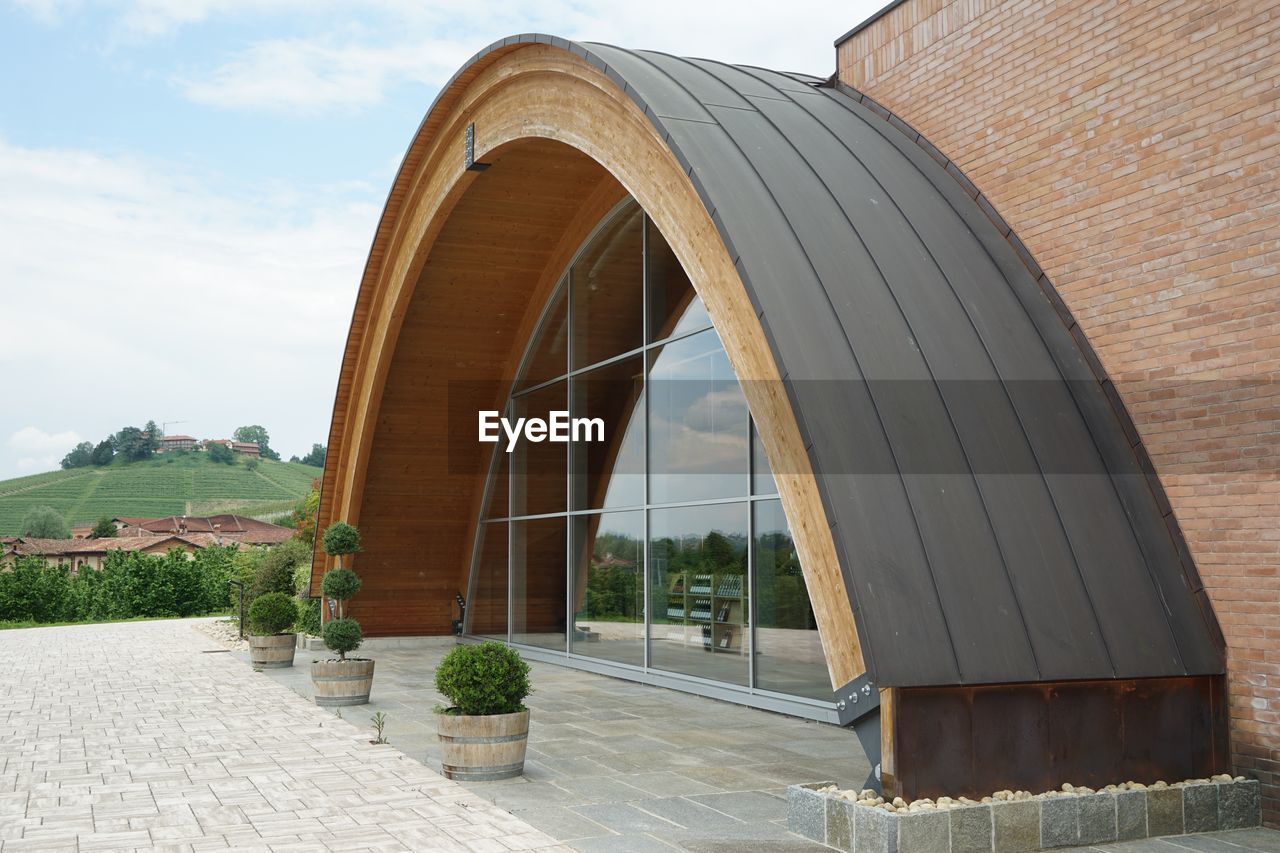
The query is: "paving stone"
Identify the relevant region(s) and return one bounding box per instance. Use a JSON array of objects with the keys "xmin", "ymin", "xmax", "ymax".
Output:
[
  {"xmin": 786, "ymin": 785, "xmax": 827, "ymax": 842},
  {"xmin": 951, "ymin": 804, "xmax": 994, "ymax": 853},
  {"xmin": 992, "ymin": 799, "xmax": 1039, "ymax": 852},
  {"xmin": 687, "ymin": 790, "xmax": 787, "ymax": 822},
  {"xmin": 898, "ymin": 808, "xmax": 949, "ymax": 853},
  {"xmin": 634, "ymin": 795, "xmax": 747, "ymax": 830},
  {"xmin": 1040, "ymin": 795, "xmax": 1080, "ymax": 848},
  {"xmin": 826, "ymin": 796, "xmax": 856, "ymax": 851},
  {"xmin": 1078, "ymin": 792, "xmax": 1118, "ymax": 845},
  {"xmin": 1117, "ymin": 789, "xmax": 1149, "ymax": 841},
  {"xmin": 570, "ymin": 802, "xmax": 683, "ymax": 835},
  {"xmin": 1219, "ymin": 780, "xmax": 1262, "ymax": 830},
  {"xmin": 854, "ymin": 805, "xmax": 895, "ymax": 853},
  {"xmin": 1184, "ymin": 783, "xmax": 1219, "ymax": 834},
  {"xmin": 1147, "ymin": 787, "xmax": 1185, "ymax": 837}
]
